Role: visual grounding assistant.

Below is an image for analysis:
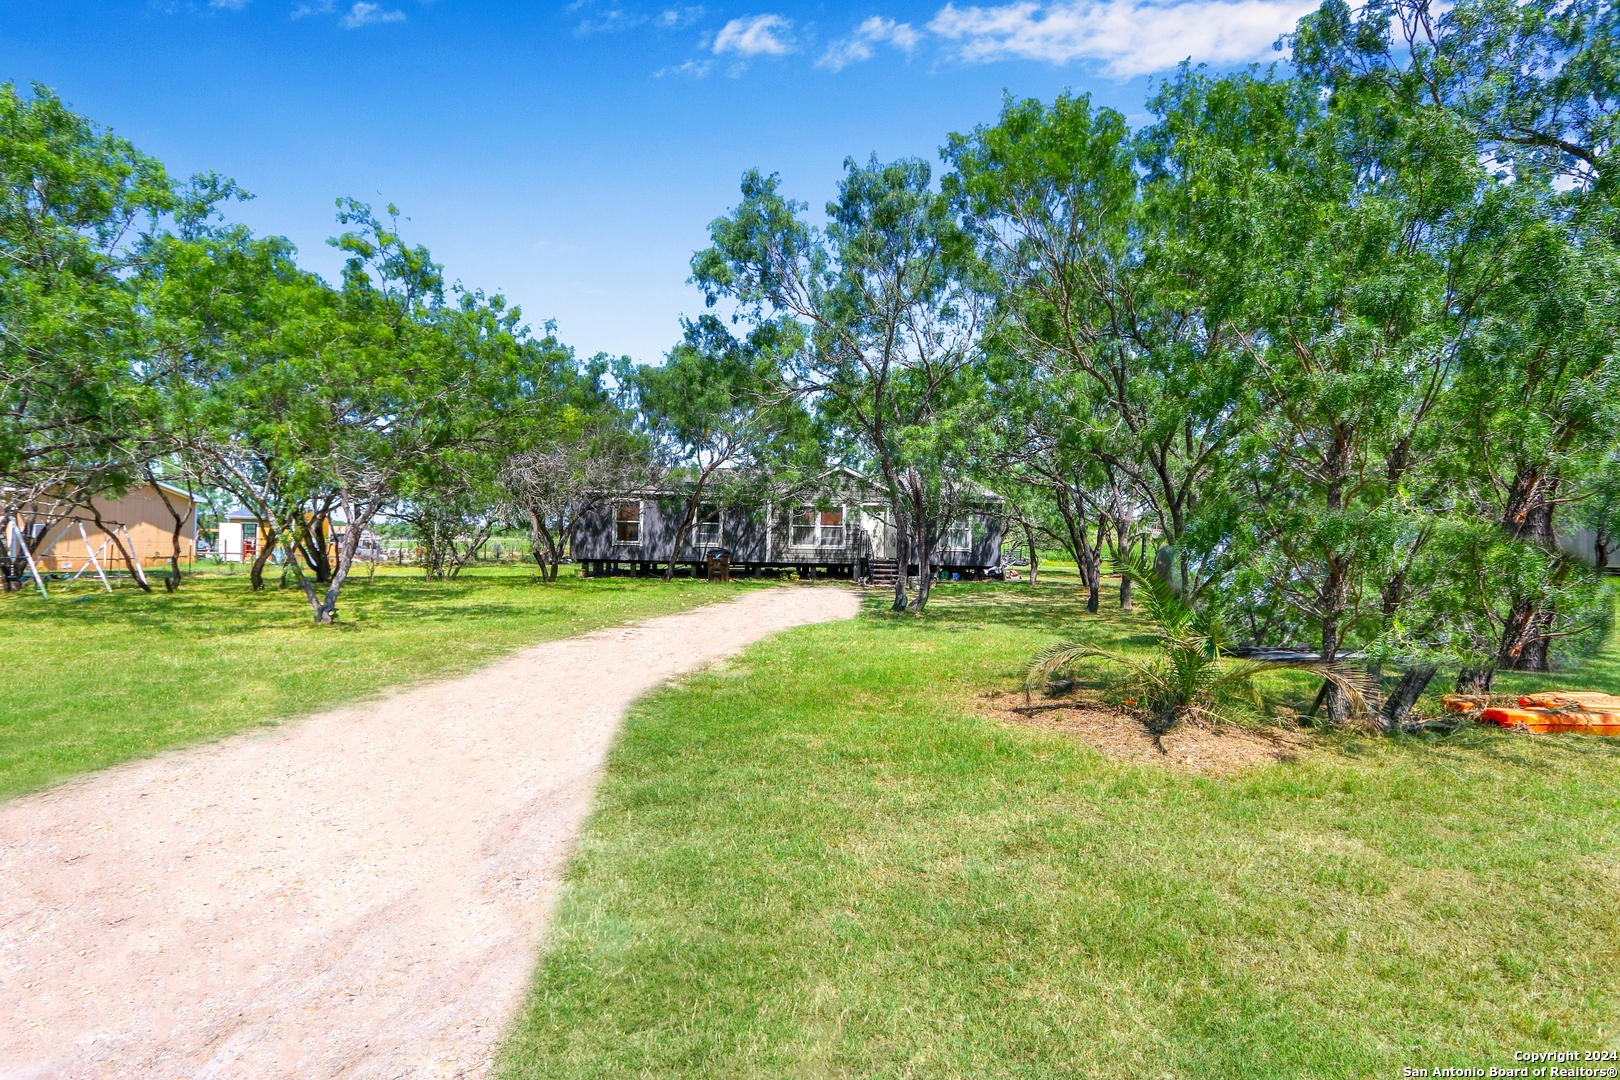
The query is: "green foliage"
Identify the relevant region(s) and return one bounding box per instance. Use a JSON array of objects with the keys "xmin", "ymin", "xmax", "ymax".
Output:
[
  {"xmin": 0, "ymin": 82, "xmax": 174, "ymax": 497},
  {"xmin": 692, "ymin": 157, "xmax": 987, "ymax": 611},
  {"xmin": 1026, "ymin": 558, "xmax": 1367, "ymax": 732},
  {"xmin": 941, "ymin": 3, "xmax": 1620, "ymax": 685}
]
